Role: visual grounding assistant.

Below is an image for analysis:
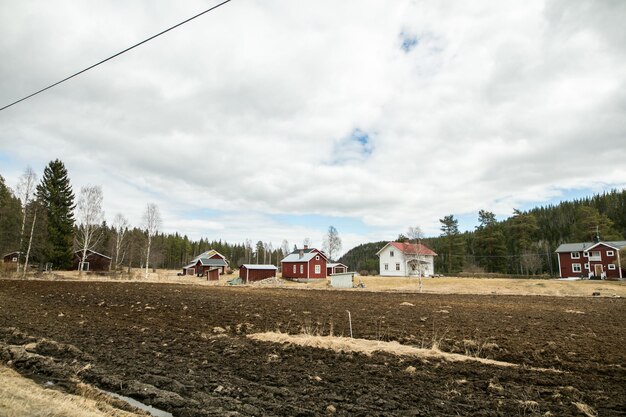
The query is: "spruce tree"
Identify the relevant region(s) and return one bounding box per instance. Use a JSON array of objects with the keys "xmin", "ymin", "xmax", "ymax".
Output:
[
  {"xmin": 36, "ymin": 160, "xmax": 75, "ymax": 269},
  {"xmin": 0, "ymin": 174, "xmax": 23, "ymax": 255}
]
